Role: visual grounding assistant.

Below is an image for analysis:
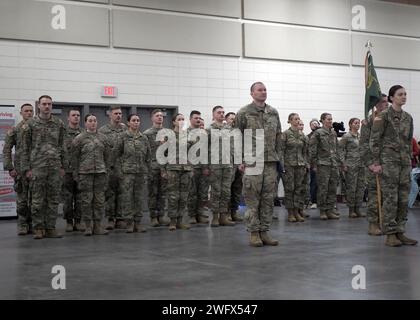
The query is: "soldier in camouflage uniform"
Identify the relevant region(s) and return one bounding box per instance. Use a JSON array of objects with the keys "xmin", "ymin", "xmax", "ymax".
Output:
[
  {"xmin": 360, "ymin": 94, "xmax": 388, "ymax": 236},
  {"xmin": 72, "ymin": 114, "xmax": 110, "ymax": 236},
  {"xmin": 208, "ymin": 106, "xmax": 235, "ymax": 227},
  {"xmin": 339, "ymin": 118, "xmax": 366, "ymax": 219},
  {"xmin": 3, "ymin": 103, "xmax": 33, "ymax": 235},
  {"xmin": 63, "ymin": 109, "xmax": 83, "ymax": 232},
  {"xmin": 115, "ymin": 114, "xmax": 151, "ymax": 233},
  {"xmin": 370, "ymin": 85, "xmax": 417, "ymax": 247},
  {"xmin": 163, "ymin": 113, "xmax": 192, "ymax": 231},
  {"xmin": 22, "ymin": 95, "xmax": 65, "ymax": 239},
  {"xmin": 143, "ymin": 109, "xmax": 170, "ymax": 227},
  {"xmin": 187, "ymin": 110, "xmax": 210, "ymax": 225},
  {"xmin": 280, "ymin": 113, "xmax": 309, "ymax": 223},
  {"xmin": 235, "ymin": 82, "xmax": 281, "ymax": 247},
  {"xmin": 309, "ymin": 113, "xmax": 341, "ymax": 220},
  {"xmin": 98, "ymin": 106, "xmax": 126, "ymax": 230},
  {"xmin": 226, "ymin": 112, "xmax": 243, "ymax": 222}
]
